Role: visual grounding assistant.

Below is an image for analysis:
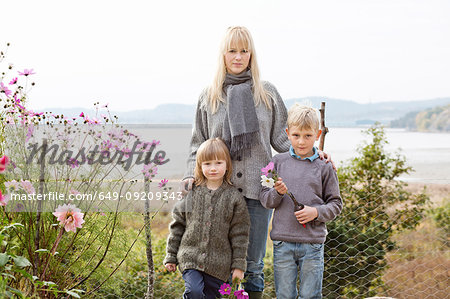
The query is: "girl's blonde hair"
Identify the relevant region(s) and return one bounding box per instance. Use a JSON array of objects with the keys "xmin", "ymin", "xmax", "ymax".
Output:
[
  {"xmin": 194, "ymin": 138, "xmax": 233, "ymax": 186},
  {"xmin": 207, "ymin": 26, "xmax": 273, "ymax": 113}
]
